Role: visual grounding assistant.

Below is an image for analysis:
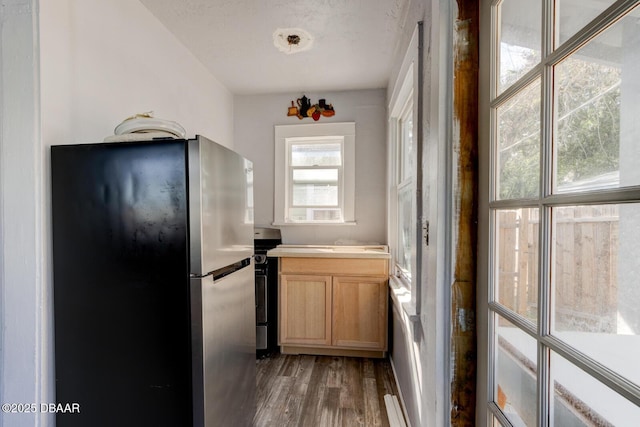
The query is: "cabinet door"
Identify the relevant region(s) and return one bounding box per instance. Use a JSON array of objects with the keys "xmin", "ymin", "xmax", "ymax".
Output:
[
  {"xmin": 332, "ymin": 276, "xmax": 388, "ymax": 350},
  {"xmin": 280, "ymin": 274, "xmax": 332, "ymax": 346}
]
